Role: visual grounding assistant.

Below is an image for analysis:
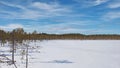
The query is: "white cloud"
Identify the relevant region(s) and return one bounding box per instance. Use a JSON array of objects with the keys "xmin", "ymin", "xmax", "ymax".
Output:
[
  {"xmin": 30, "ymin": 20, "xmax": 99, "ymax": 34},
  {"xmin": 94, "ymin": 0, "xmax": 108, "ymax": 5},
  {"xmin": 31, "ymin": 2, "xmax": 56, "ymax": 10},
  {"xmin": 103, "ymin": 12, "xmax": 120, "ymax": 20},
  {"xmin": 31, "ymin": 2, "xmax": 70, "ymax": 13},
  {"xmin": 108, "ymin": 2, "xmax": 120, "ymax": 8},
  {"xmin": 0, "ymin": 1, "xmax": 26, "ymax": 9},
  {"xmin": 0, "ymin": 1, "xmax": 71, "ymax": 20},
  {"xmin": 74, "ymin": 0, "xmax": 108, "ymax": 7},
  {"xmin": 0, "ymin": 24, "xmax": 24, "ymax": 31}
]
